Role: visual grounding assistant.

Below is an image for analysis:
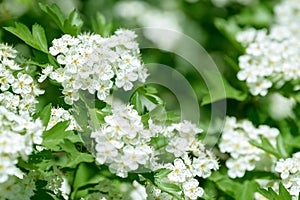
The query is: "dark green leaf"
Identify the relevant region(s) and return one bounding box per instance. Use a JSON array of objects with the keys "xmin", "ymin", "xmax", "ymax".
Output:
[{"xmin": 154, "ymin": 168, "xmax": 172, "ymax": 179}]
